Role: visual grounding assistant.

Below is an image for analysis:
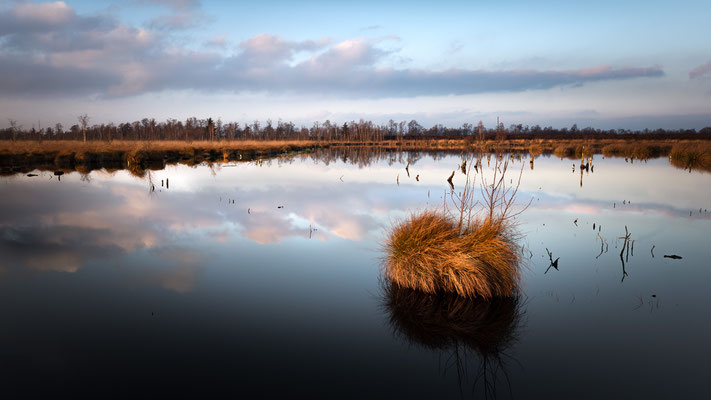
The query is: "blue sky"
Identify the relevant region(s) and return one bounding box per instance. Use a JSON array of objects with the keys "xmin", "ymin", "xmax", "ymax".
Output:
[{"xmin": 1, "ymin": 0, "xmax": 710, "ymax": 129}]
